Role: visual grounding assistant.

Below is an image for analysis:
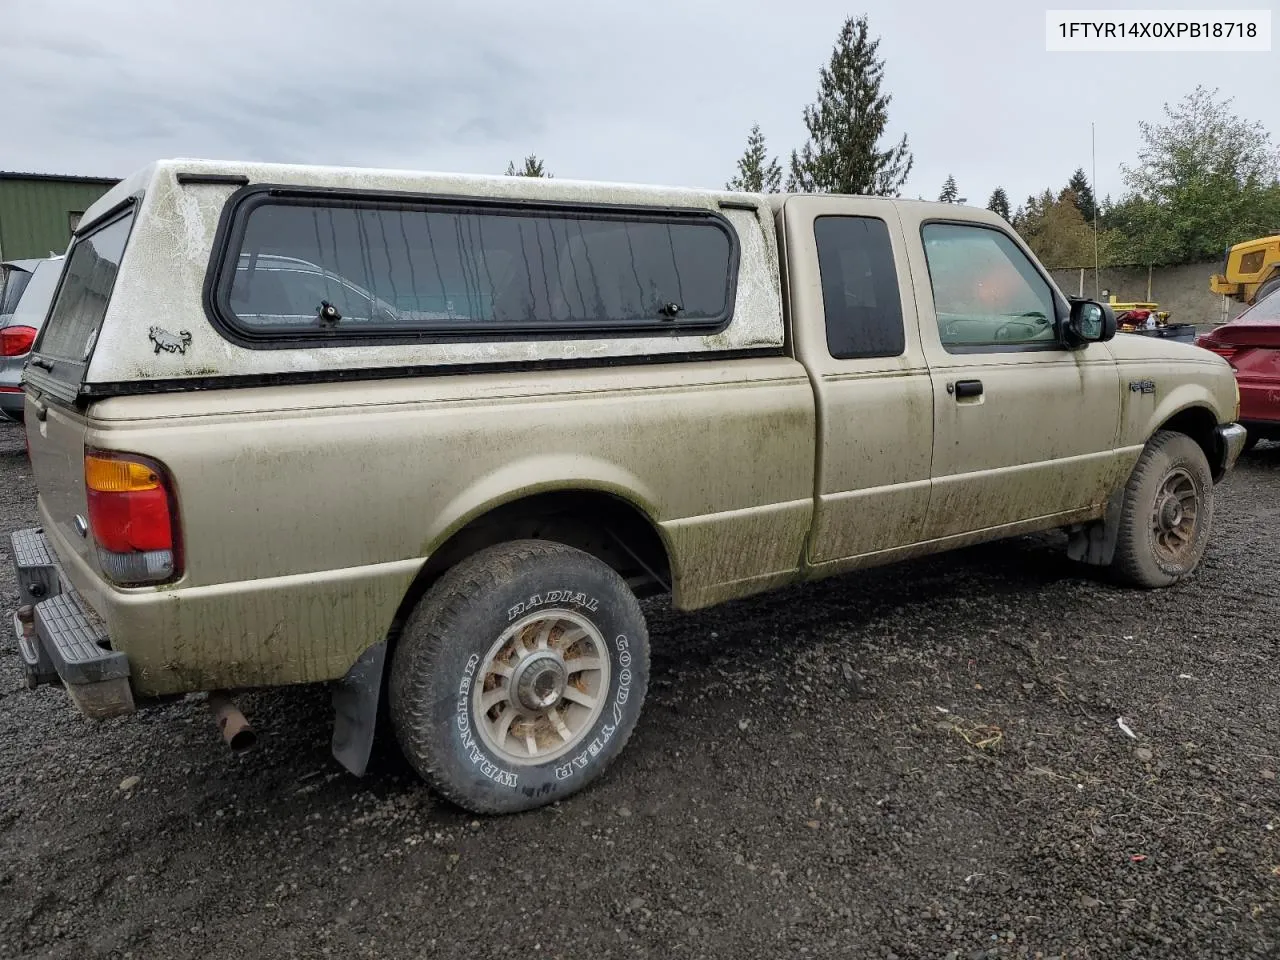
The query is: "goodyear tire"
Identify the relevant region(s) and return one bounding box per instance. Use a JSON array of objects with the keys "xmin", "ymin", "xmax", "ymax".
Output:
[
  {"xmin": 389, "ymin": 540, "xmax": 649, "ymax": 815},
  {"xmin": 1110, "ymin": 430, "xmax": 1214, "ymax": 588}
]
